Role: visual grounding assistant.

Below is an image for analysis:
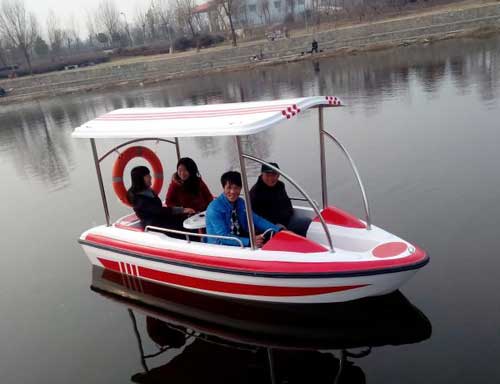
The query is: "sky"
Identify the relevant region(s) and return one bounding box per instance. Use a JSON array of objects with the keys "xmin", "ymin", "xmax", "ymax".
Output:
[{"xmin": 24, "ymin": 0, "xmax": 138, "ymax": 37}]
